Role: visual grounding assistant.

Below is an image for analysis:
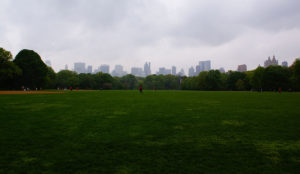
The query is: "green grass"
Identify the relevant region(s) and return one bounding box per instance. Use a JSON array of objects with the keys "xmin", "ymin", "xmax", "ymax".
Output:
[{"xmin": 0, "ymin": 90, "xmax": 300, "ymax": 174}]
